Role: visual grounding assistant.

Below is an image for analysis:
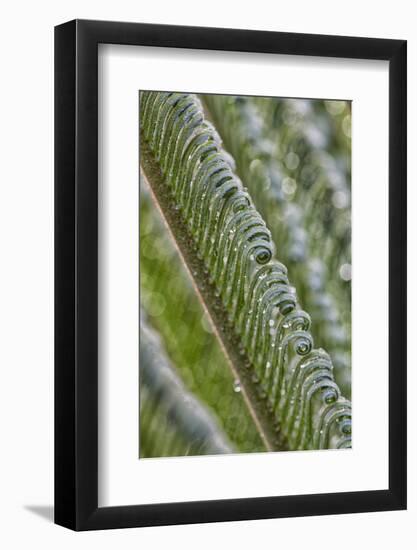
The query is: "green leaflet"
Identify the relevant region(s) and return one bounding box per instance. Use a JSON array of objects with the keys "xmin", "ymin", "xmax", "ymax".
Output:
[
  {"xmin": 140, "ymin": 311, "xmax": 234, "ymax": 457},
  {"xmin": 203, "ymin": 95, "xmax": 351, "ymax": 397},
  {"xmin": 140, "ymin": 91, "xmax": 351, "ymax": 451}
]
